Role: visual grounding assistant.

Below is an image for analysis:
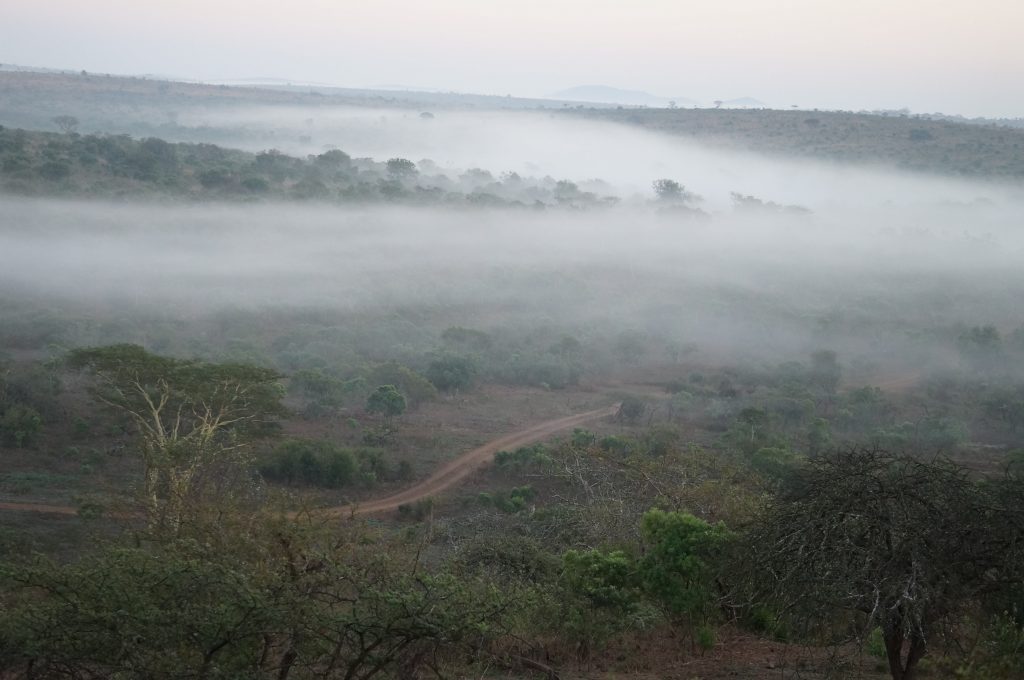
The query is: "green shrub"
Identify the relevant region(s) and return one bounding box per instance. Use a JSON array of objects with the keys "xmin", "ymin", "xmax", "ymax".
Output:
[
  {"xmin": 494, "ymin": 445, "xmax": 551, "ymax": 471},
  {"xmin": 955, "ymin": 613, "xmax": 1024, "ymax": 679},
  {"xmin": 366, "ymin": 362, "xmax": 437, "ymax": 407},
  {"xmin": 0, "ymin": 404, "xmax": 43, "ymax": 447},
  {"xmin": 426, "ymin": 354, "xmax": 476, "ymax": 392},
  {"xmin": 259, "ymin": 439, "xmax": 357, "ymax": 488},
  {"xmin": 749, "ymin": 446, "xmax": 801, "ymax": 480},
  {"xmin": 639, "ymin": 510, "xmax": 731, "ymax": 627},
  {"xmin": 867, "ymin": 626, "xmax": 886, "ymax": 659},
  {"xmin": 696, "ymin": 624, "xmax": 716, "ymax": 651},
  {"xmin": 742, "ymin": 605, "xmax": 788, "ymax": 641},
  {"xmin": 558, "ymin": 548, "xmax": 647, "ymax": 657},
  {"xmin": 479, "ymin": 486, "xmax": 536, "ymax": 513}
]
